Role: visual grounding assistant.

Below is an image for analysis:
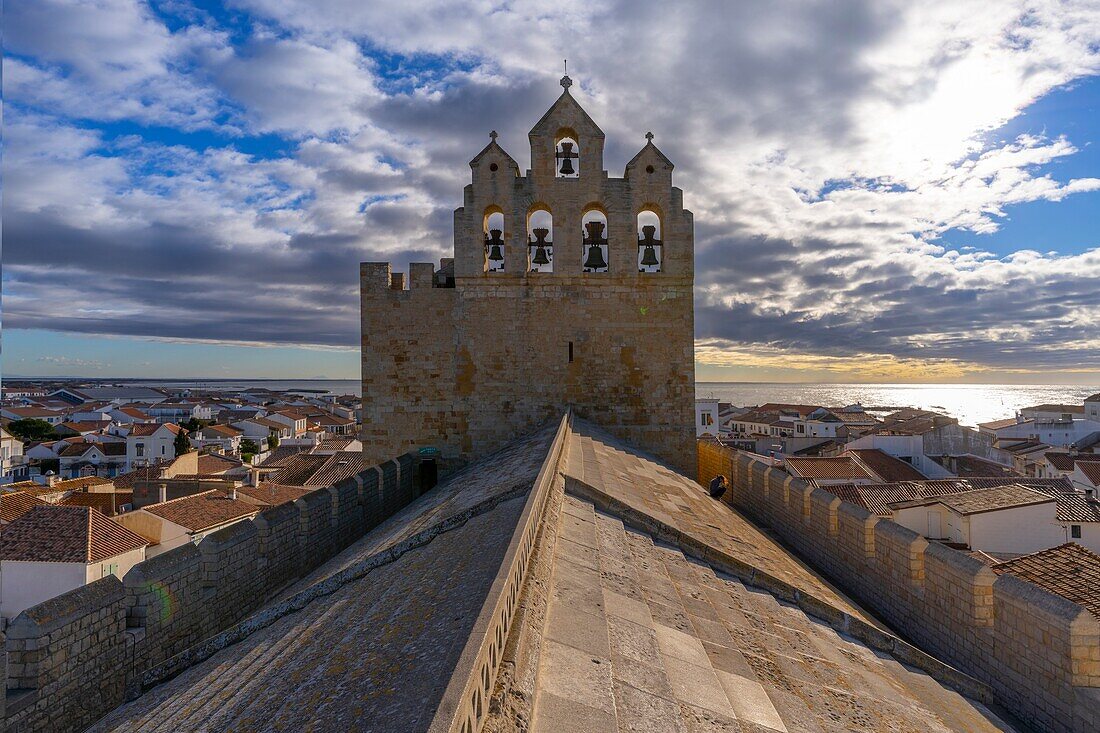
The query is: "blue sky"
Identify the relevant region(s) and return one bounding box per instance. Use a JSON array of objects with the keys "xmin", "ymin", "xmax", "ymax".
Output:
[{"xmin": 4, "ymin": 1, "xmax": 1100, "ymax": 383}]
